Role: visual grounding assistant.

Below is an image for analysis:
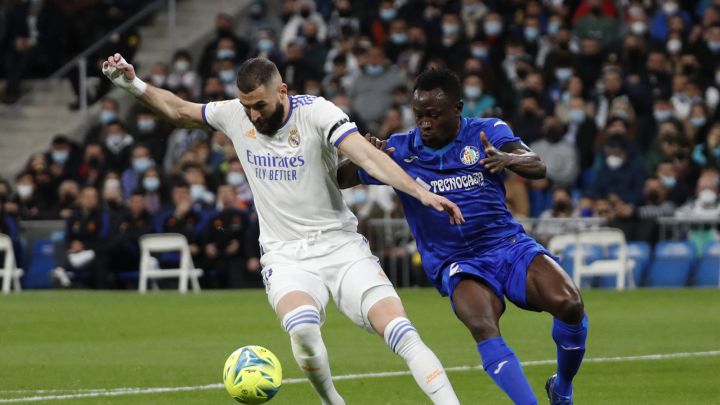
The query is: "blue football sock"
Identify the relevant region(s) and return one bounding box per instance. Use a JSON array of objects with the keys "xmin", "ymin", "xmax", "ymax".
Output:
[
  {"xmin": 477, "ymin": 336, "xmax": 537, "ymax": 405},
  {"xmin": 551, "ymin": 313, "xmax": 588, "ymax": 397}
]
